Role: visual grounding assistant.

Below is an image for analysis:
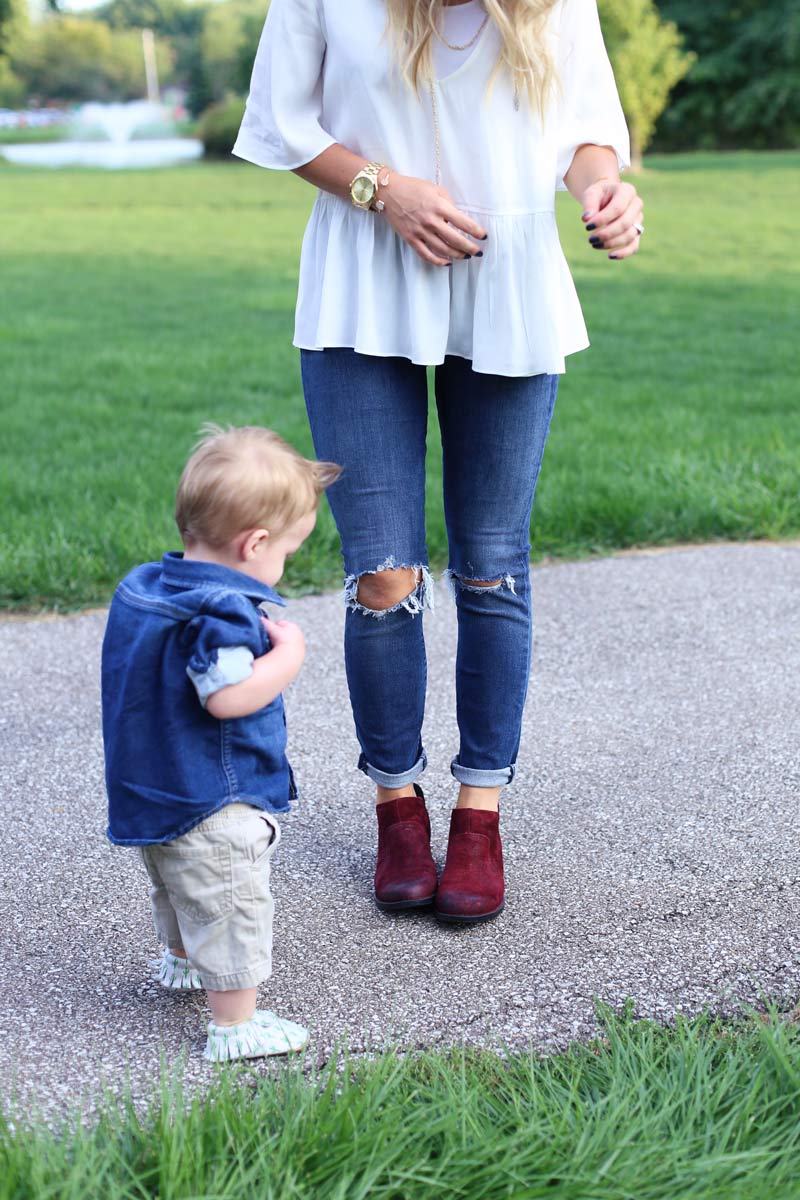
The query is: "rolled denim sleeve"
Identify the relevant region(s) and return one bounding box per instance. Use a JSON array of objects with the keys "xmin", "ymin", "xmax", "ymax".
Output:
[
  {"xmin": 183, "ymin": 592, "xmax": 266, "ymax": 709},
  {"xmin": 187, "ymin": 645, "xmax": 256, "ymax": 707}
]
